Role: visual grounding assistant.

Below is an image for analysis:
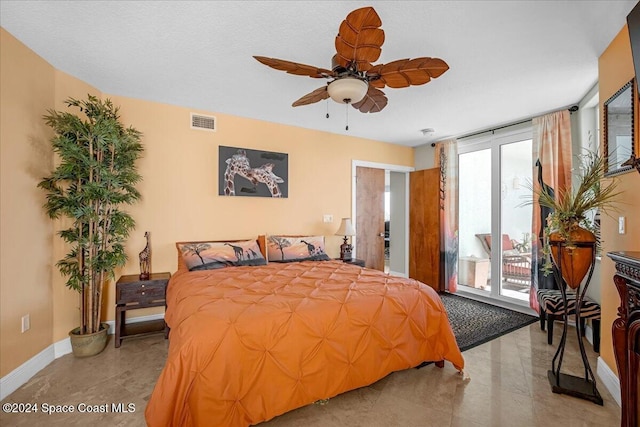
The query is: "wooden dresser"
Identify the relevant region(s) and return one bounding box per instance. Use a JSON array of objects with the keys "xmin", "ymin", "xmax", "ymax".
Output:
[{"xmin": 607, "ymin": 251, "xmax": 640, "ymax": 427}]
